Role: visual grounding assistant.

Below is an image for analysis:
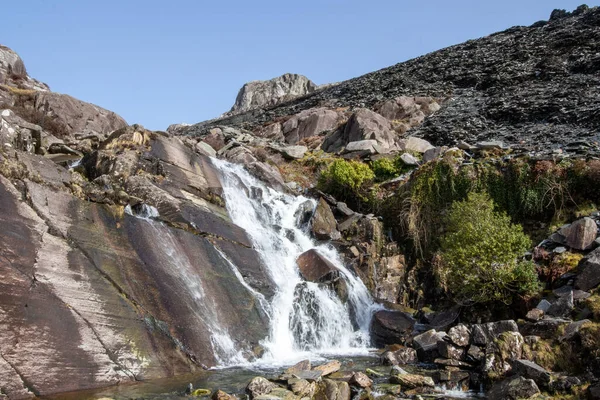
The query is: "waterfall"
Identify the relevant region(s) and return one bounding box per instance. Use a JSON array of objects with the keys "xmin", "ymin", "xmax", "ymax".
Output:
[{"xmin": 211, "ymin": 158, "xmax": 379, "ymax": 365}]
